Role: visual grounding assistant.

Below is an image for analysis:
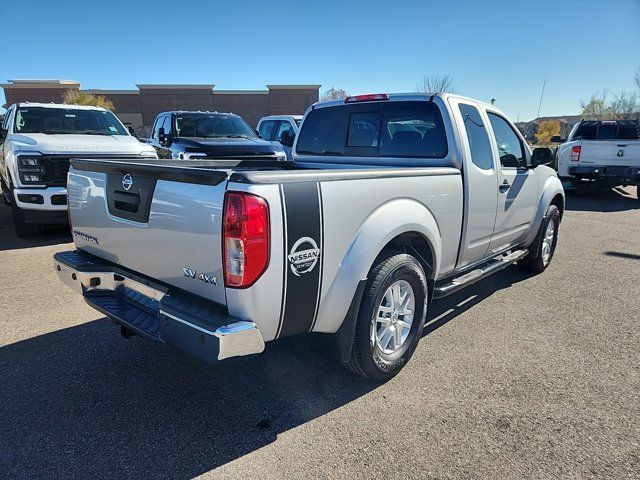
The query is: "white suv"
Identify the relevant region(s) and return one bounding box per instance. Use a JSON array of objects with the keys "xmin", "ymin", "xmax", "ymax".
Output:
[{"xmin": 0, "ymin": 103, "xmax": 157, "ymax": 237}]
